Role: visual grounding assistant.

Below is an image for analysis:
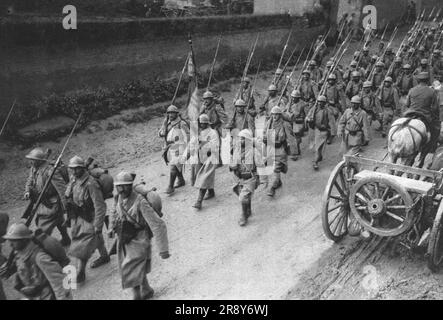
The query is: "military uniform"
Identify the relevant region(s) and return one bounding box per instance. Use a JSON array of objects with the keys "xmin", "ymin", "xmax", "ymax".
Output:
[
  {"xmin": 404, "ymin": 82, "xmax": 441, "ymax": 153},
  {"xmin": 376, "ymin": 85, "xmax": 400, "ymax": 136},
  {"xmin": 284, "ymin": 99, "xmax": 308, "ymax": 157},
  {"xmin": 67, "ymin": 171, "xmax": 106, "ymax": 263},
  {"xmin": 361, "ymin": 90, "xmax": 380, "ymax": 124},
  {"xmin": 12, "ymin": 241, "xmax": 72, "ymax": 300},
  {"xmin": 25, "ymin": 164, "xmax": 67, "ymax": 235},
  {"xmin": 345, "ymin": 80, "xmax": 363, "ymax": 101},
  {"xmin": 325, "ymin": 83, "xmax": 346, "ymax": 116},
  {"xmin": 260, "ymin": 95, "xmax": 282, "ymax": 117},
  {"xmin": 413, "ymin": 65, "xmax": 434, "ymax": 83},
  {"xmin": 200, "ymin": 100, "xmax": 227, "ymax": 137},
  {"xmin": 307, "ymin": 104, "xmax": 335, "ymax": 167},
  {"xmin": 111, "ymin": 192, "xmax": 169, "ymax": 294},
  {"xmin": 338, "ymin": 108, "xmax": 370, "ymax": 155},
  {"xmin": 299, "ymin": 79, "xmax": 319, "ymax": 108},
  {"xmin": 372, "ymin": 69, "xmax": 387, "ymax": 90}
]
